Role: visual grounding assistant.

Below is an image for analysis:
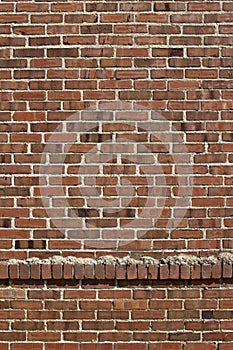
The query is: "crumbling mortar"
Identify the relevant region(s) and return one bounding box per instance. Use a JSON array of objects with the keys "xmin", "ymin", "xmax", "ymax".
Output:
[{"xmin": 6, "ymin": 252, "xmax": 233, "ymax": 266}]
